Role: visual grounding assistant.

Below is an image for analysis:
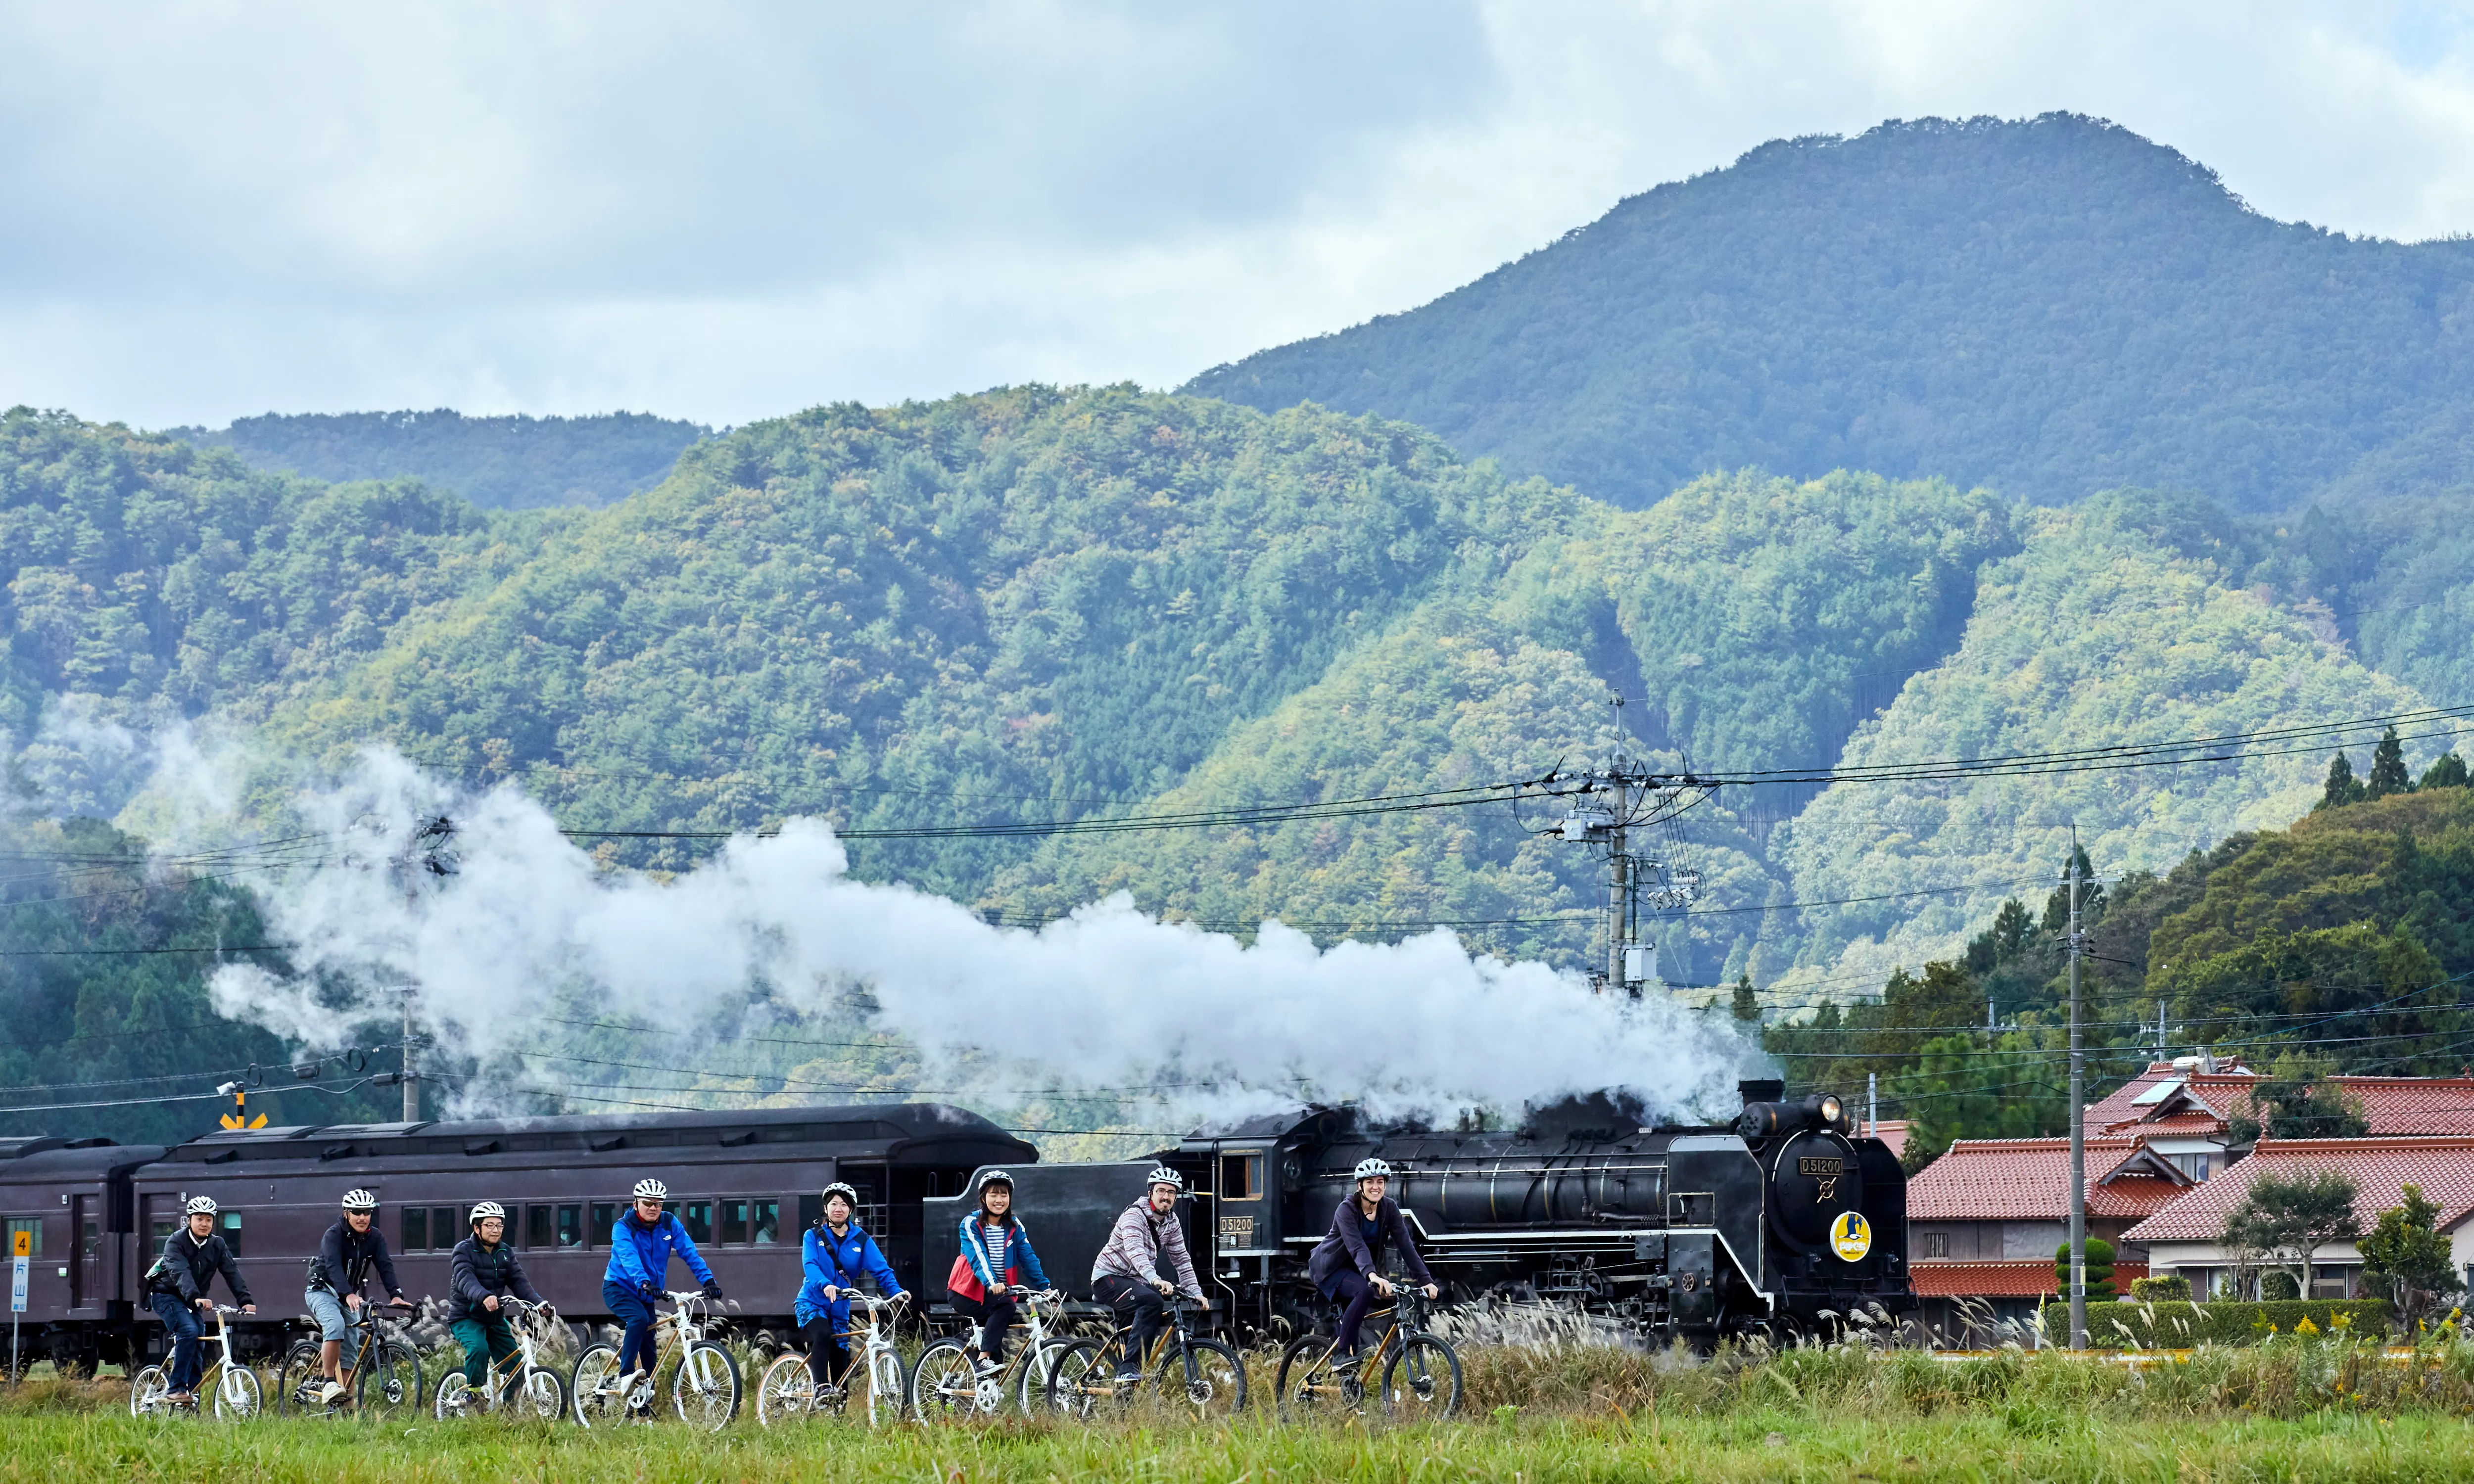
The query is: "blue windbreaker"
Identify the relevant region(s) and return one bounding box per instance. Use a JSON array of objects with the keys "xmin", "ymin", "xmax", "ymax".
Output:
[
  {"xmin": 602, "ymin": 1209, "xmax": 716, "ymax": 1295},
  {"xmin": 795, "ymin": 1220, "xmax": 904, "ymax": 1328},
  {"xmin": 956, "ymin": 1211, "xmax": 1050, "ymax": 1293}
]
